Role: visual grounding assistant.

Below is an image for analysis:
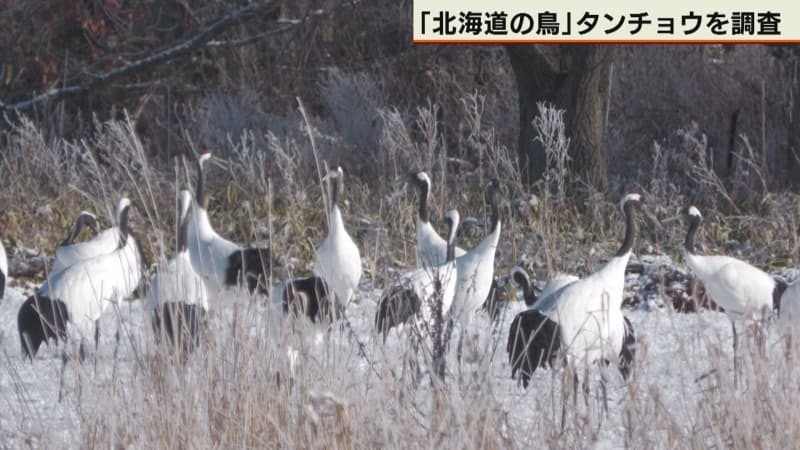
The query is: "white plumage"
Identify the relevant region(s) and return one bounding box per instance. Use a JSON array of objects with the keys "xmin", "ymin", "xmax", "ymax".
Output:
[
  {"xmin": 20, "ymin": 197, "xmax": 143, "ymax": 357},
  {"xmin": 510, "ymin": 266, "xmax": 579, "ymax": 307},
  {"xmin": 313, "ymin": 167, "xmax": 362, "ymax": 312},
  {"xmin": 507, "ymin": 193, "xmax": 640, "ymax": 387},
  {"xmin": 186, "ymin": 153, "xmax": 239, "ymax": 293},
  {"xmin": 186, "ymin": 203, "xmax": 241, "ymax": 294},
  {"xmin": 147, "ymin": 190, "xmax": 208, "ymax": 354},
  {"xmin": 40, "ymin": 198, "xmax": 143, "ymax": 336},
  {"xmin": 412, "ymin": 171, "xmax": 465, "ymax": 267},
  {"xmin": 684, "ymin": 207, "xmax": 776, "ymax": 320},
  {"xmin": 148, "ymin": 191, "xmax": 209, "ymax": 312},
  {"xmin": 376, "ymin": 210, "xmax": 461, "ymax": 336},
  {"xmin": 539, "ymin": 274, "xmax": 580, "ymax": 301},
  {"xmin": 50, "ymin": 211, "xmax": 119, "ymax": 276},
  {"xmin": 451, "ymin": 179, "xmax": 502, "ymax": 327},
  {"xmin": 683, "ymin": 206, "xmax": 778, "ymax": 369},
  {"xmin": 186, "ymin": 152, "xmax": 271, "ymax": 296}
]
